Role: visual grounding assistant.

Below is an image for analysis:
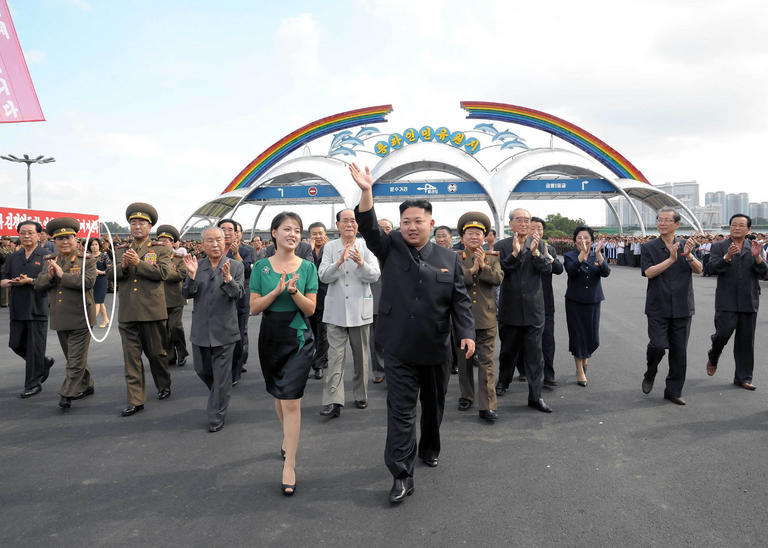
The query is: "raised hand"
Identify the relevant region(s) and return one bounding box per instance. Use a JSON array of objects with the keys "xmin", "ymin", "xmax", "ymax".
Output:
[
  {"xmin": 667, "ymin": 241, "xmax": 678, "ymax": 262},
  {"xmin": 682, "ymin": 237, "xmax": 695, "ymax": 257},
  {"xmin": 349, "ymin": 163, "xmax": 373, "ymax": 191},
  {"xmin": 286, "ymin": 272, "xmax": 300, "ymax": 292},
  {"xmin": 274, "ymin": 272, "xmax": 288, "ymax": 295},
  {"xmin": 529, "ymin": 235, "xmax": 540, "ymax": 252},
  {"xmin": 221, "ymin": 259, "xmax": 231, "ymax": 282},
  {"xmin": 50, "ymin": 258, "xmax": 64, "ymax": 278},
  {"xmin": 349, "ymin": 245, "xmax": 363, "ymax": 266},
  {"xmin": 512, "ymin": 233, "xmax": 521, "ymax": 255},
  {"xmin": 595, "ymin": 239, "xmax": 605, "ymax": 254},
  {"xmin": 751, "ymin": 239, "xmax": 763, "ymax": 258},
  {"xmin": 183, "ymin": 253, "xmax": 198, "ymax": 278},
  {"xmin": 338, "ymin": 243, "xmax": 352, "ymax": 266},
  {"xmin": 124, "ymin": 248, "xmax": 140, "ymax": 267},
  {"xmin": 726, "ymin": 242, "xmax": 740, "ymax": 260}
]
